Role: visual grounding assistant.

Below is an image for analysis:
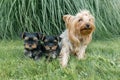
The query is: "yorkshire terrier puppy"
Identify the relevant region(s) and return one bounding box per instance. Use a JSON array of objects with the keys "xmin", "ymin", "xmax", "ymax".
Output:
[
  {"xmin": 60, "ymin": 10, "xmax": 96, "ymax": 67},
  {"xmin": 21, "ymin": 32, "xmax": 43, "ymax": 60},
  {"xmin": 42, "ymin": 35, "xmax": 61, "ymax": 61}
]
